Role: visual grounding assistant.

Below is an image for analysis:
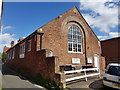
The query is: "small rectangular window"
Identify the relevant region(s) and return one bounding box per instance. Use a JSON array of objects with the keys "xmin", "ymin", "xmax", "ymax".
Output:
[
  {"xmin": 12, "ymin": 48, "xmax": 15, "ymax": 59},
  {"xmin": 28, "ymin": 40, "xmax": 31, "ymax": 51},
  {"xmin": 10, "ymin": 50, "xmax": 12, "ymax": 59},
  {"xmin": 19, "ymin": 42, "xmax": 25, "ymax": 58}
]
